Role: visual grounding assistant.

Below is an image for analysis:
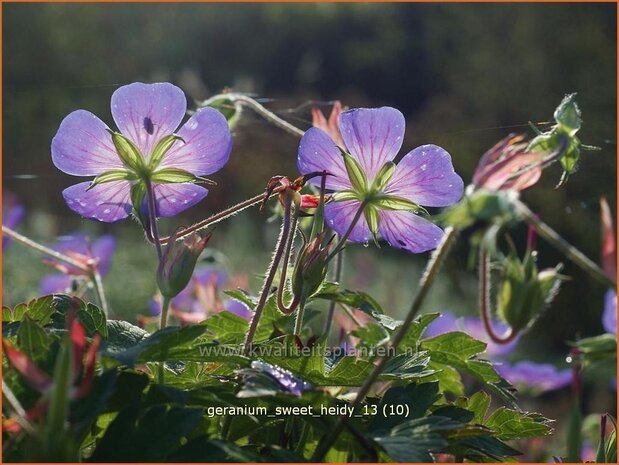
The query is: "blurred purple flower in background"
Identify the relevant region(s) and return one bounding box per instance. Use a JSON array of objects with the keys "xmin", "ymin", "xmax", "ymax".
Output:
[
  {"xmin": 149, "ymin": 266, "xmax": 253, "ymax": 324},
  {"xmin": 2, "ymin": 192, "xmax": 26, "ymax": 250},
  {"xmin": 426, "ymin": 311, "xmax": 571, "ymax": 393},
  {"xmin": 602, "ymin": 291, "xmax": 617, "ymax": 335},
  {"xmin": 52, "ymin": 82, "xmax": 232, "ymax": 222},
  {"xmin": 39, "ymin": 233, "xmax": 116, "ymax": 294},
  {"xmin": 298, "ymin": 107, "xmax": 463, "ymax": 253},
  {"xmin": 494, "ymin": 361, "xmax": 572, "ymax": 392}
]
